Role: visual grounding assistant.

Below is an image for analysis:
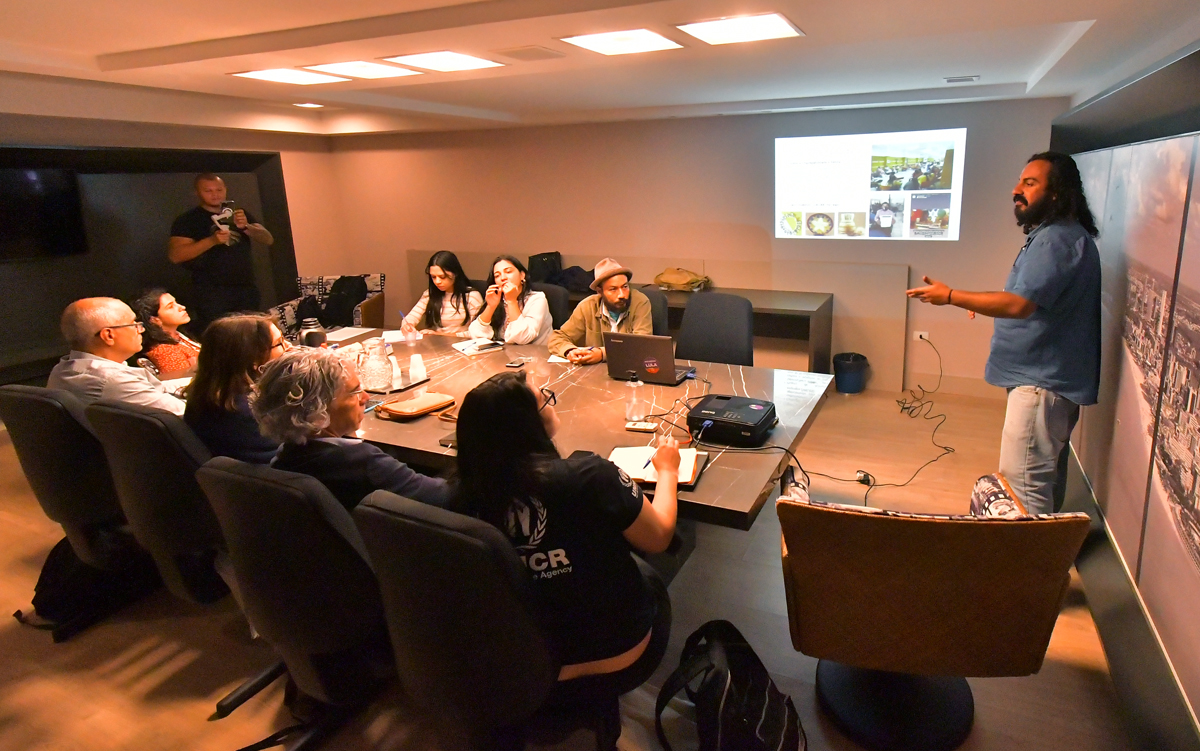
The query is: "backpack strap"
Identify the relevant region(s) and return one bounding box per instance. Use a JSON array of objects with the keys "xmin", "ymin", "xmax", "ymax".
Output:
[{"xmin": 655, "ymin": 653, "xmax": 715, "ymax": 751}]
